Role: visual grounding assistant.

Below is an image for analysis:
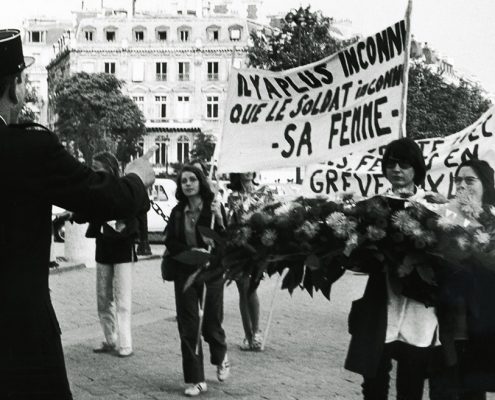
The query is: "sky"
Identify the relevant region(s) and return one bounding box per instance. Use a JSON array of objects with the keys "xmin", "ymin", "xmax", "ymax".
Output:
[{"xmin": 2, "ymin": 0, "xmax": 495, "ymax": 94}]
